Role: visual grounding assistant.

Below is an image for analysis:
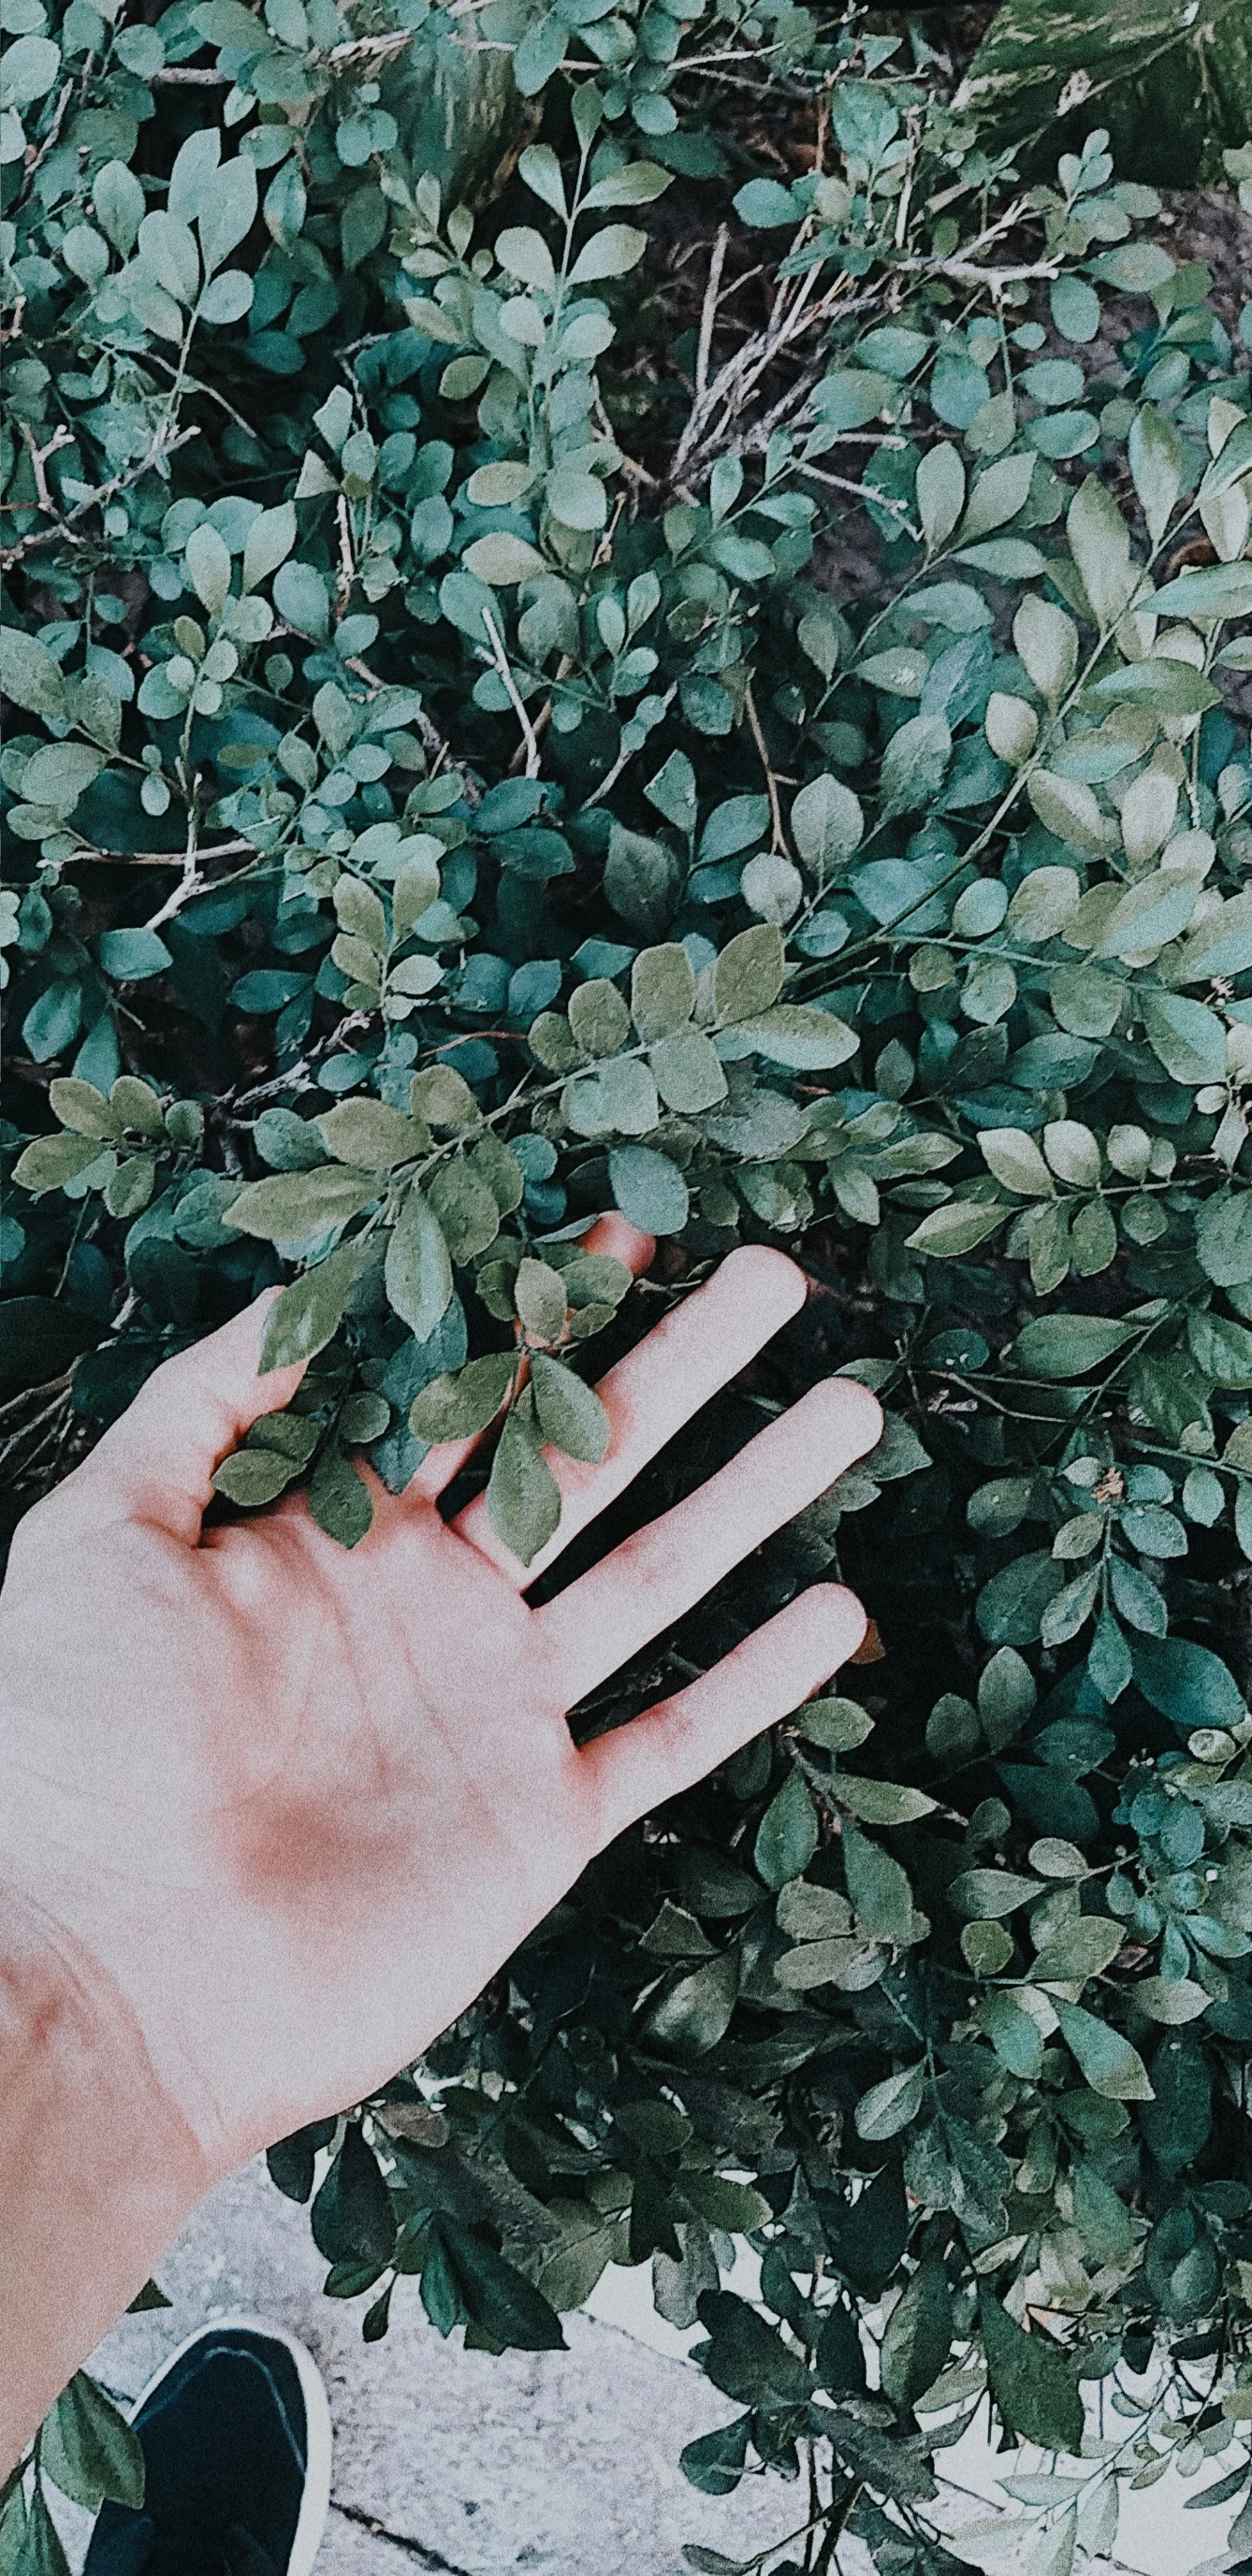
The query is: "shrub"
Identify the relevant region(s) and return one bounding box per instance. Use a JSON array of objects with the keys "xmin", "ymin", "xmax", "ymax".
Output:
[{"xmin": 3, "ymin": 2, "xmax": 1252, "ymax": 2565}]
